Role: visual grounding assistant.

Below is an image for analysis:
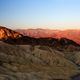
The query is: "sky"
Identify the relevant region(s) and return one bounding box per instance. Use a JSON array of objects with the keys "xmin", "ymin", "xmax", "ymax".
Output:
[{"xmin": 0, "ymin": 0, "xmax": 80, "ymax": 29}]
